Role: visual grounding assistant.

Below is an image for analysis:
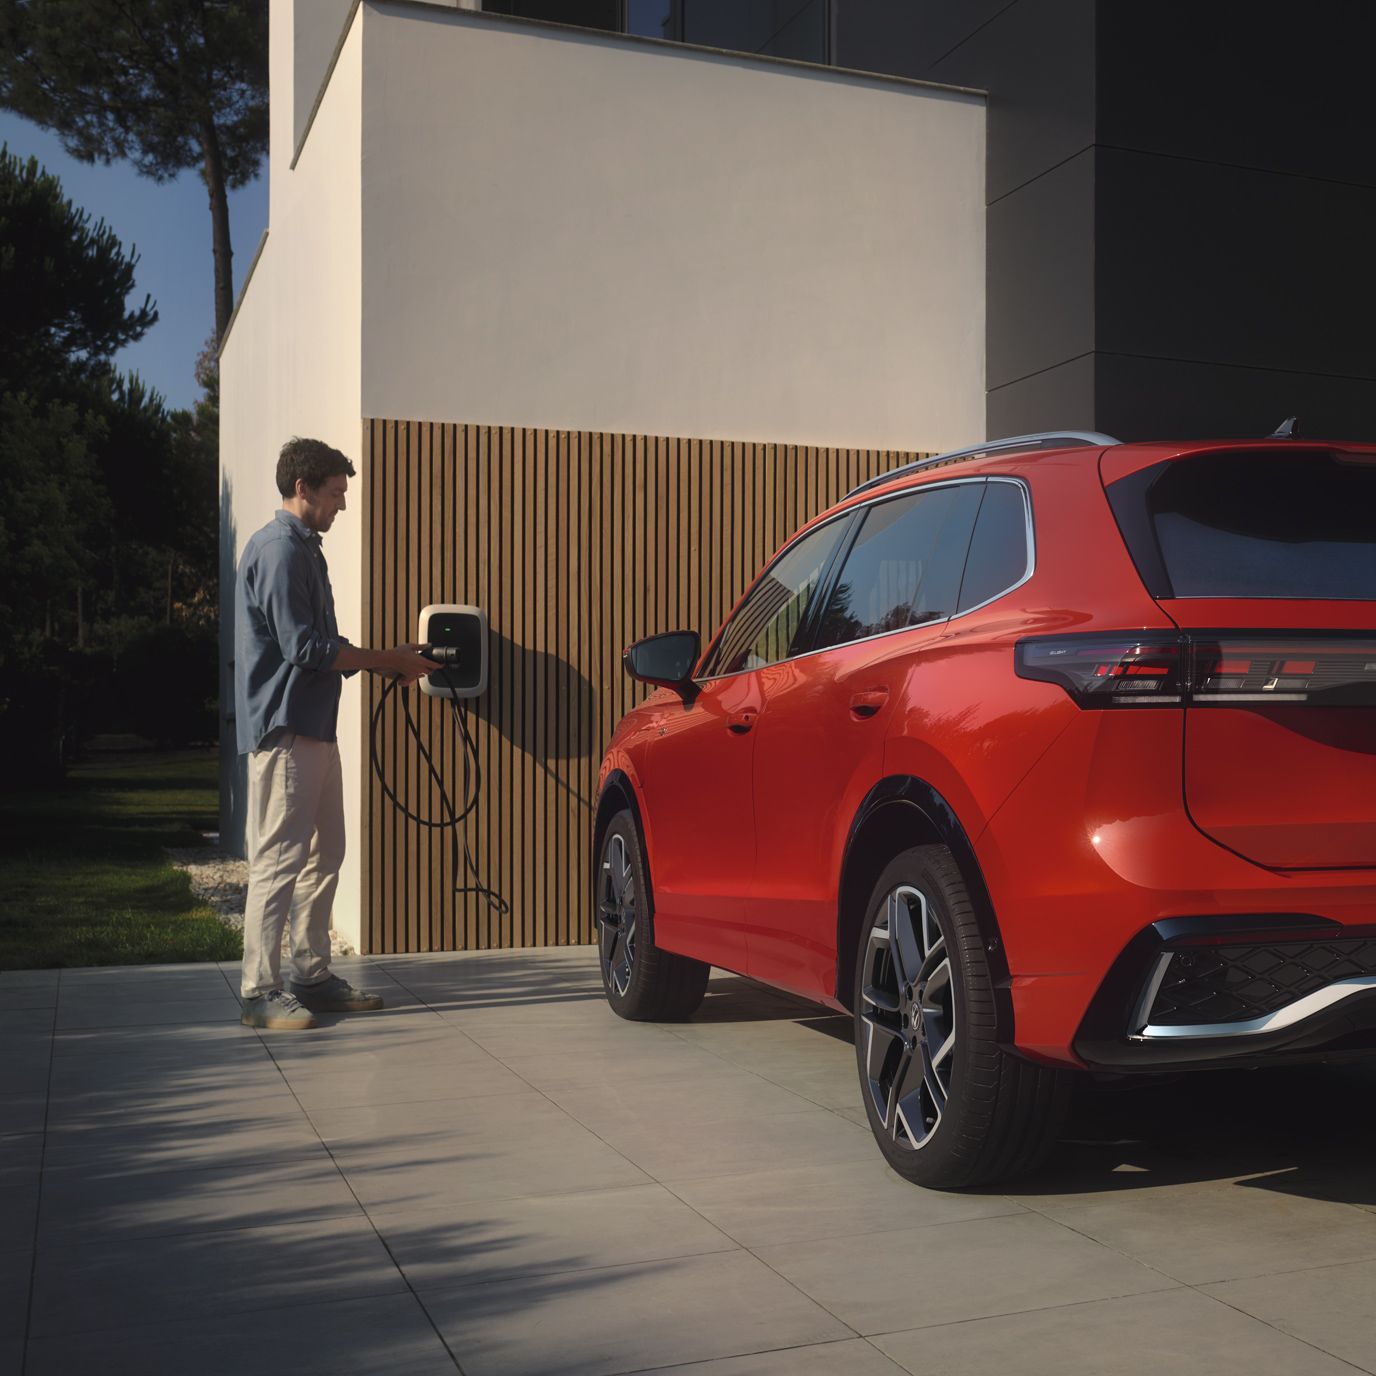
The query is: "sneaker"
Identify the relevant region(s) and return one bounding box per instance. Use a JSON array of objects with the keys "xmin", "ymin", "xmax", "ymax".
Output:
[
  {"xmin": 240, "ymin": 989, "xmax": 318, "ymax": 1030},
  {"xmin": 288, "ymin": 973, "xmax": 385, "ymax": 1013}
]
